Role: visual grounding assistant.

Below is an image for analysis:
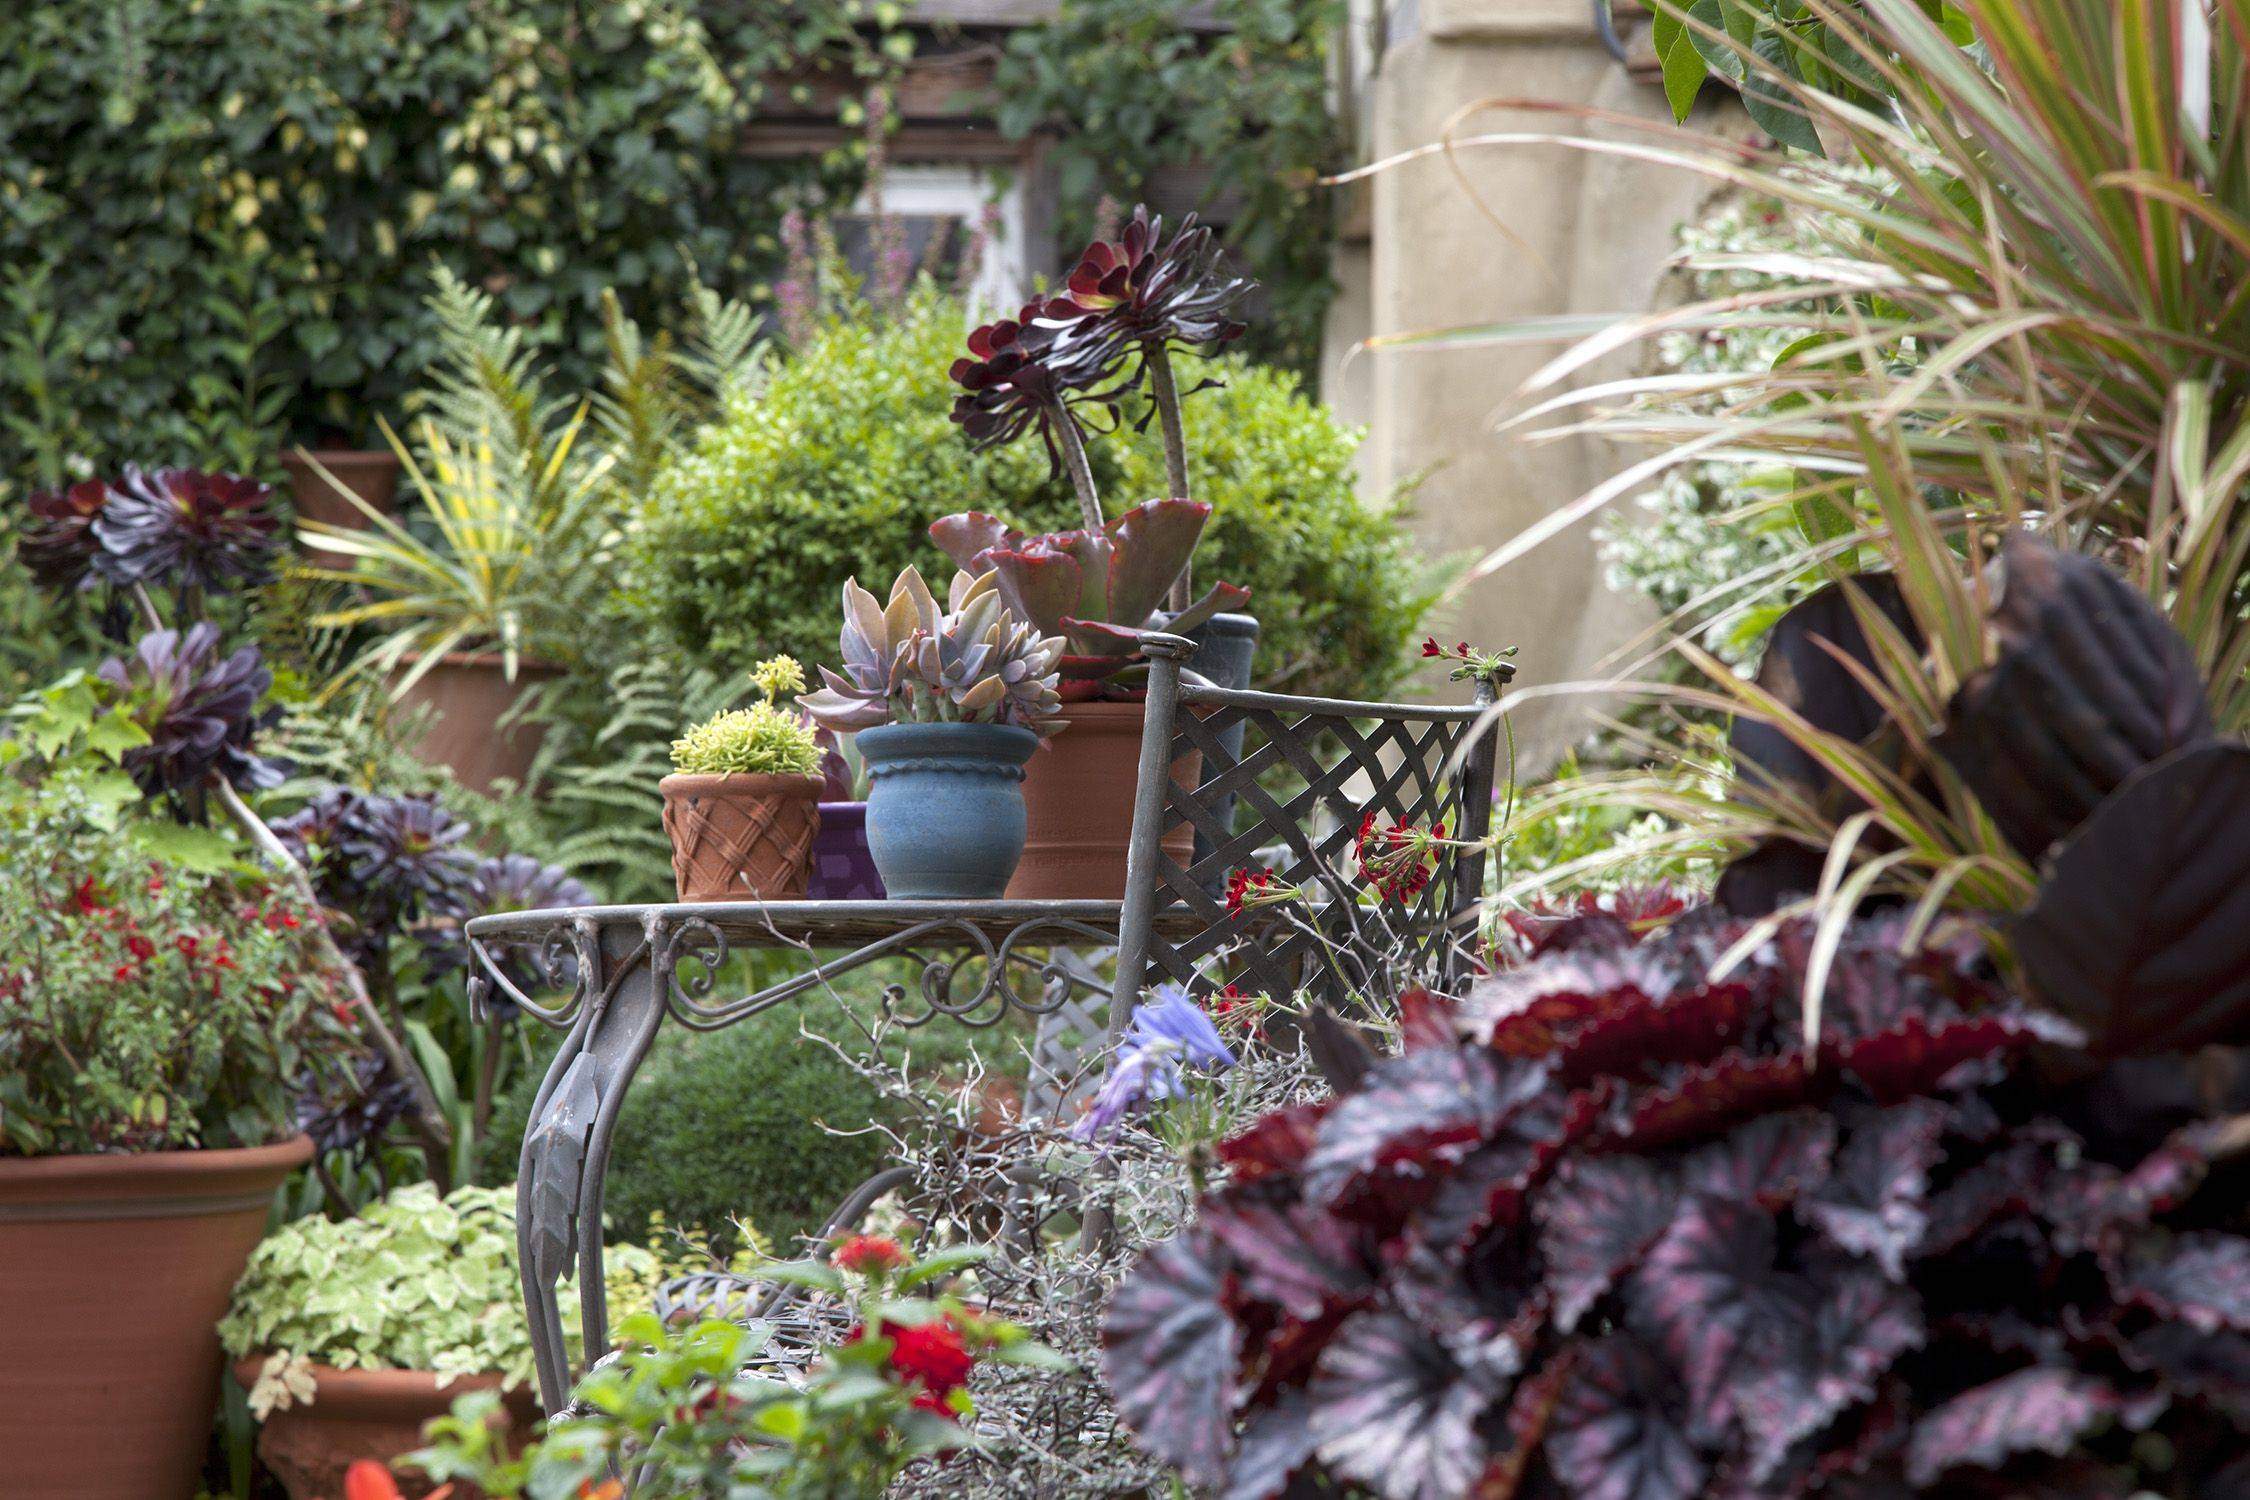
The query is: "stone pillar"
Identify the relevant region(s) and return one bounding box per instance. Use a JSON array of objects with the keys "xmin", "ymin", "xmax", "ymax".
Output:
[{"xmin": 1334, "ymin": 0, "xmax": 1746, "ymax": 767}]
